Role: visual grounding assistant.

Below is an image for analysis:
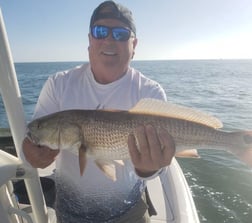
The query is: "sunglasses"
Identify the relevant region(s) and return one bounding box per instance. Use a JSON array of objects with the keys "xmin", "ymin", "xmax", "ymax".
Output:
[{"xmin": 90, "ymin": 25, "xmax": 133, "ymax": 41}]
